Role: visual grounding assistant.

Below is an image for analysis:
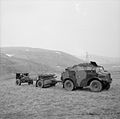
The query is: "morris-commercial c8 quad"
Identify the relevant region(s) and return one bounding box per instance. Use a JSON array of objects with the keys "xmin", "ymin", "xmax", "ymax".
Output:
[{"xmin": 61, "ymin": 61, "xmax": 112, "ymax": 92}]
